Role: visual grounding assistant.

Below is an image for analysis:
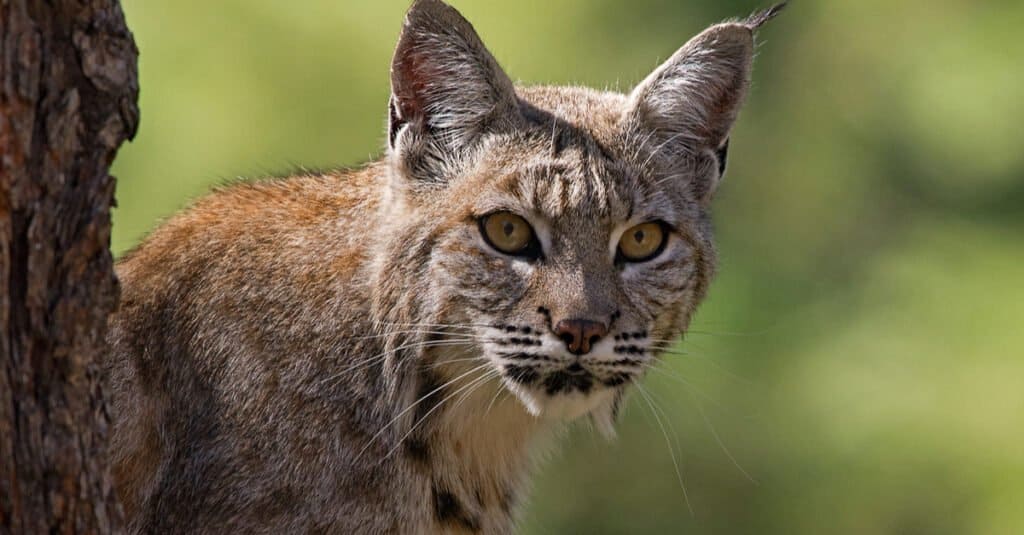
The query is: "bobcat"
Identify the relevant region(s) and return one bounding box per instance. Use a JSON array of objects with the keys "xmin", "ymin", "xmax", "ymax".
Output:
[{"xmin": 105, "ymin": 0, "xmax": 784, "ymax": 532}]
